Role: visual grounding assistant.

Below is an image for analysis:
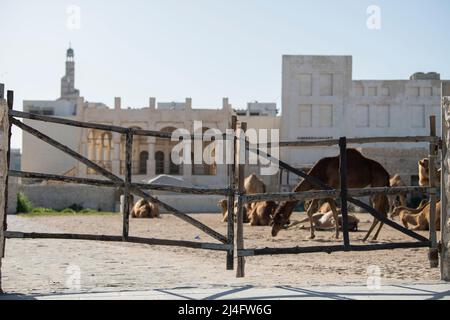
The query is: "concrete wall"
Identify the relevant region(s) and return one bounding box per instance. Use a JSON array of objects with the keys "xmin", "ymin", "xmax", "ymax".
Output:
[
  {"xmin": 7, "ymin": 177, "xmax": 18, "ymax": 214},
  {"xmin": 21, "ymin": 118, "xmax": 81, "ymax": 175},
  {"xmin": 21, "ymin": 184, "xmax": 117, "ymax": 212}
]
